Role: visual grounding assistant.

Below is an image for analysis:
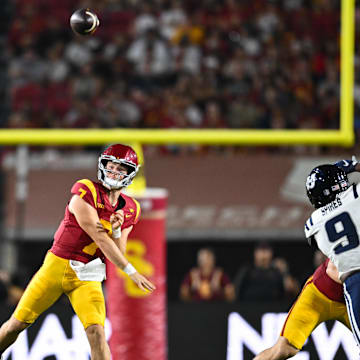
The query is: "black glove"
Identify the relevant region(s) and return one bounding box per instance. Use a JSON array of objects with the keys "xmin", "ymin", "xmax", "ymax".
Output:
[{"xmin": 334, "ymin": 155, "xmax": 358, "ymax": 174}]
